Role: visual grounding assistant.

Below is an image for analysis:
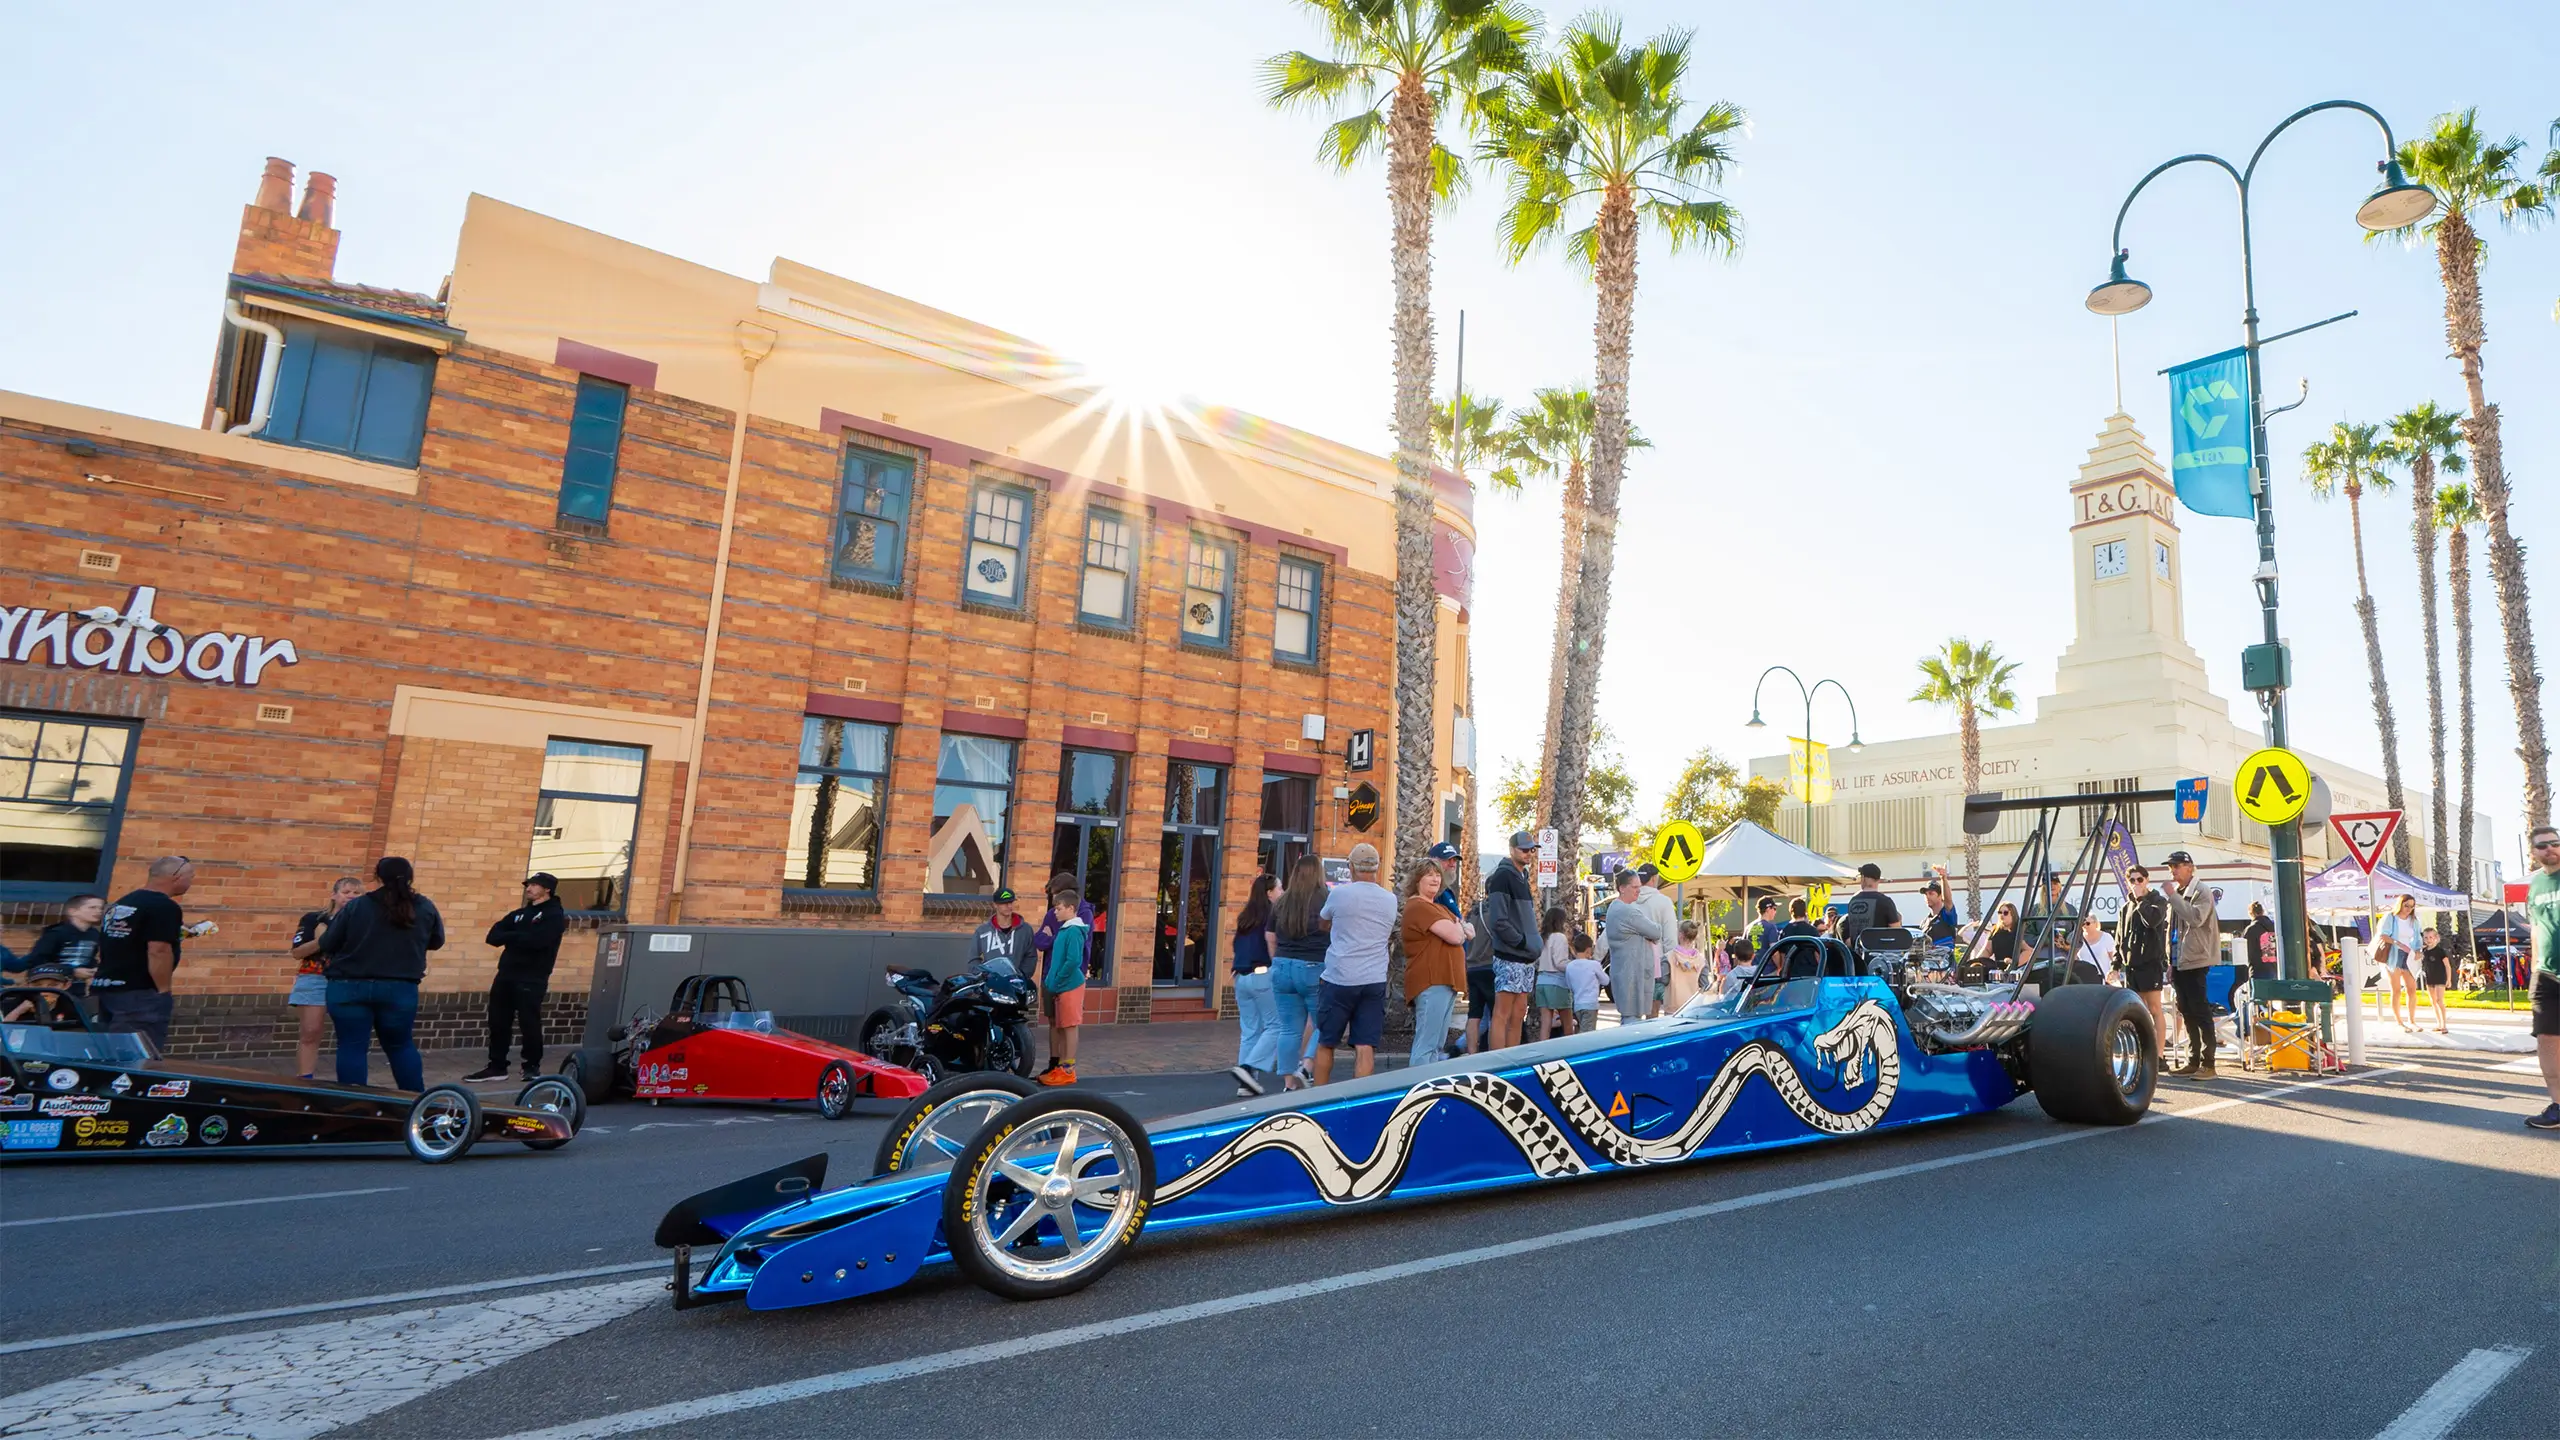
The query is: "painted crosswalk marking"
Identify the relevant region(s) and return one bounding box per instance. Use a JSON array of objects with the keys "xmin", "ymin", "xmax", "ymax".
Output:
[{"xmin": 0, "ymin": 1279, "xmax": 660, "ymax": 1439}]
